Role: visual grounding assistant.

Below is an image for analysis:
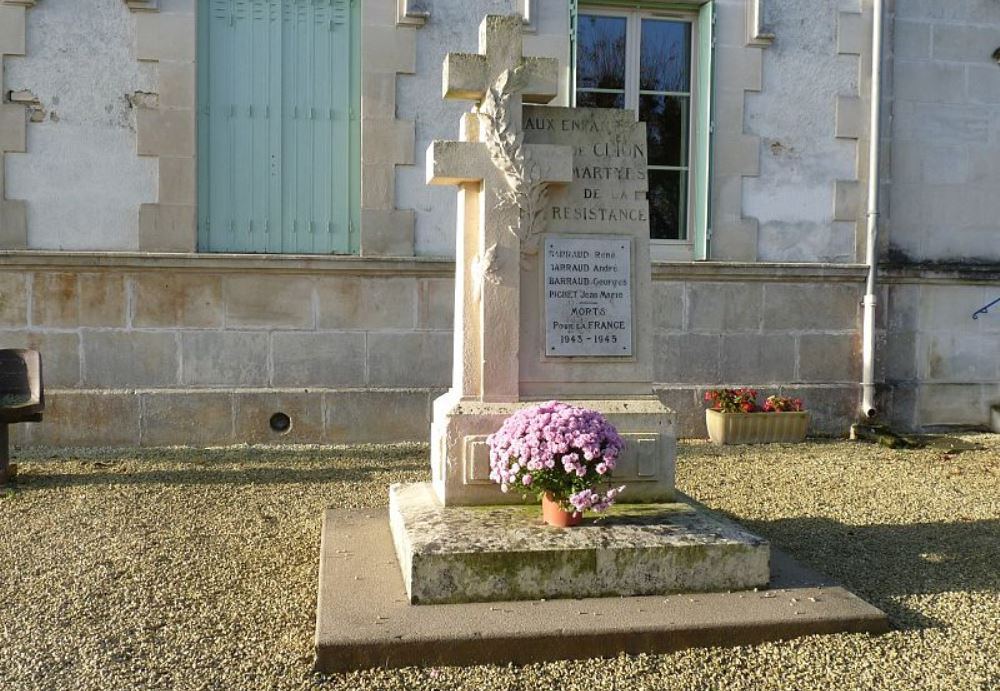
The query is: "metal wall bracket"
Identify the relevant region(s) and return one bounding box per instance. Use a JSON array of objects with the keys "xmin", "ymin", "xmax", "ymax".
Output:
[{"xmin": 972, "ymin": 297, "xmax": 1000, "ymax": 319}]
